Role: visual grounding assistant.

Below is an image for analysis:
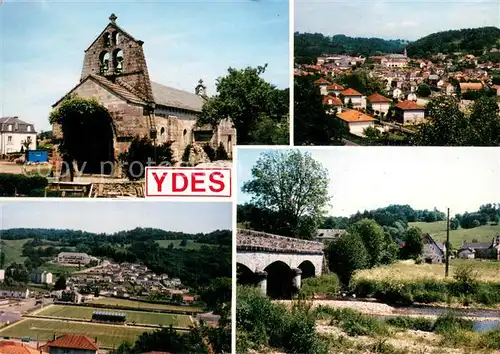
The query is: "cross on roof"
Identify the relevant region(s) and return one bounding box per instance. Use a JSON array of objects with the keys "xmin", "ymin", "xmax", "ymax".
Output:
[{"xmin": 109, "ymin": 13, "xmax": 117, "ymax": 23}]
